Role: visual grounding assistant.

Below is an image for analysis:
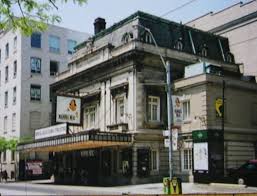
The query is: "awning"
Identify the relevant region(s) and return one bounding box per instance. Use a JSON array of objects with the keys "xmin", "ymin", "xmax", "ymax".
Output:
[{"xmin": 17, "ymin": 132, "xmax": 132, "ymax": 153}]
